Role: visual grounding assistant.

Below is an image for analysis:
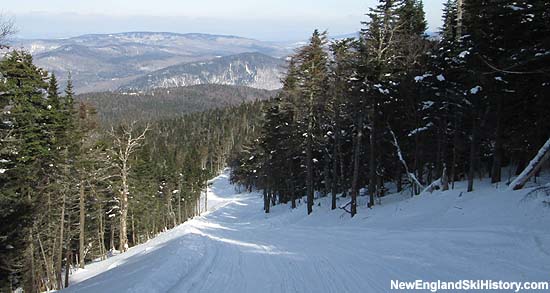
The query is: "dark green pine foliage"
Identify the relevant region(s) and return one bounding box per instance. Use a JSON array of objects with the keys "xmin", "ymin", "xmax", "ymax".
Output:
[
  {"xmin": 471, "ymin": 0, "xmax": 550, "ymax": 183},
  {"xmin": 389, "ymin": 0, "xmax": 433, "ymax": 196},
  {"xmin": 231, "ymin": 0, "xmax": 549, "ymax": 216},
  {"xmin": 398, "ymin": 0, "xmax": 428, "ymax": 36},
  {"xmin": 298, "ymin": 30, "xmax": 330, "ymax": 215},
  {"xmin": 0, "ymin": 50, "xmax": 51, "ymax": 290},
  {"xmin": 414, "ymin": 0, "xmax": 464, "ymax": 189},
  {"xmin": 359, "ymin": 0, "xmax": 405, "ymax": 211},
  {"xmin": 128, "ymin": 102, "xmax": 263, "ymax": 240},
  {"xmin": 327, "ymin": 38, "xmax": 357, "ymax": 209}
]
